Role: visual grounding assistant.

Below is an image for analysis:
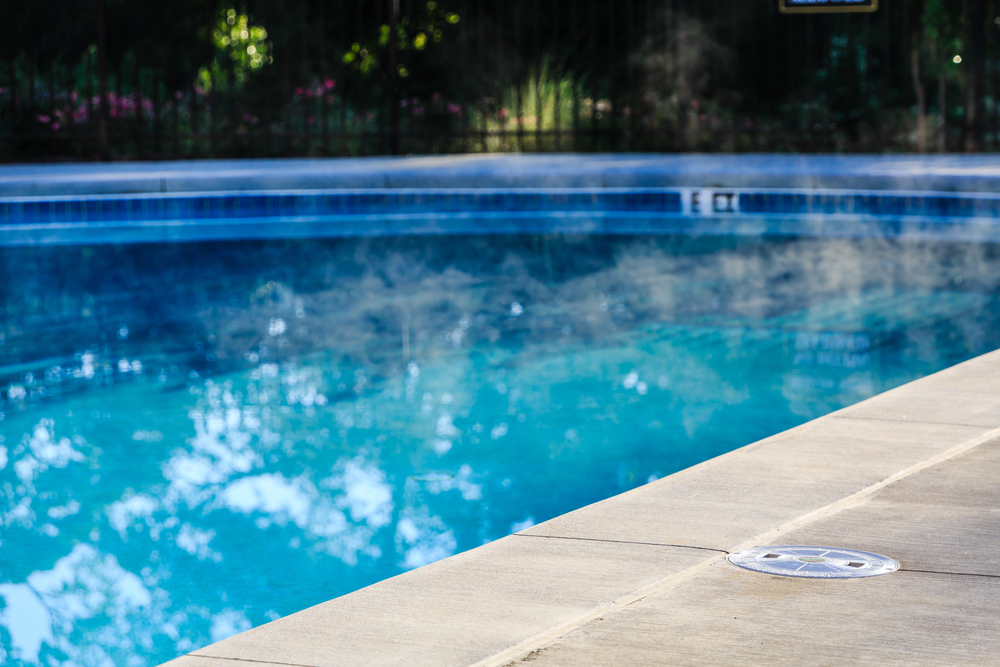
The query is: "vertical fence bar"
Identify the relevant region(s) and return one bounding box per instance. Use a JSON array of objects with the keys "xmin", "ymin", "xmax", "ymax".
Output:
[
  {"xmin": 478, "ymin": 2, "xmax": 486, "ymax": 152},
  {"xmin": 8, "ymin": 50, "xmax": 17, "ymax": 147},
  {"xmin": 608, "ymin": 0, "xmax": 616, "ymax": 151},
  {"xmin": 497, "ymin": 4, "xmax": 506, "ymax": 151},
  {"xmin": 532, "ymin": 0, "xmax": 540, "ymax": 152},
  {"xmin": 338, "ymin": 0, "xmax": 346, "ymax": 155},
  {"xmin": 6, "ymin": 3, "xmax": 17, "ymax": 147},
  {"xmin": 154, "ymin": 16, "xmax": 163, "ymax": 157},
  {"xmin": 300, "ymin": 0, "xmax": 312, "ymax": 155},
  {"xmin": 357, "ymin": 0, "xmax": 367, "ymax": 155},
  {"xmin": 133, "ymin": 4, "xmax": 143, "ymax": 157},
  {"xmin": 320, "ymin": 0, "xmax": 329, "ymax": 155},
  {"xmin": 87, "ymin": 44, "xmax": 95, "ymax": 153},
  {"xmin": 571, "ymin": 1, "xmax": 578, "ymax": 151},
  {"xmin": 514, "ymin": 0, "xmax": 523, "ymax": 152},
  {"xmin": 552, "ymin": 0, "xmax": 561, "ymax": 151},
  {"xmin": 50, "ymin": 46, "xmax": 57, "ymax": 149},
  {"xmin": 972, "ymin": 0, "xmax": 986, "ymax": 151},
  {"xmin": 389, "ymin": 0, "xmax": 400, "ymax": 154},
  {"xmin": 28, "ymin": 3, "xmax": 36, "ymax": 143},
  {"xmin": 97, "ymin": 0, "xmax": 110, "ymax": 157},
  {"xmin": 626, "ymin": 0, "xmax": 634, "ymax": 151},
  {"xmin": 589, "ymin": 0, "xmax": 596, "ymax": 151},
  {"xmin": 460, "ymin": 0, "xmax": 469, "ymax": 153}
]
